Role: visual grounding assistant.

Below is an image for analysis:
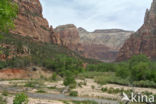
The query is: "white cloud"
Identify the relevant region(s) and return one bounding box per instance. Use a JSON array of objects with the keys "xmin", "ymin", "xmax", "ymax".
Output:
[{"xmin": 40, "ymin": 0, "xmax": 152, "ymax": 32}]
